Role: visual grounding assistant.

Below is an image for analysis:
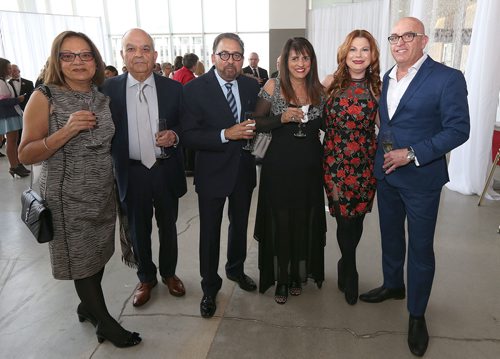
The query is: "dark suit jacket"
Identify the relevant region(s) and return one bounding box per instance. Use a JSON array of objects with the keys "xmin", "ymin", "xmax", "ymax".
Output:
[
  {"xmin": 375, "ymin": 56, "xmax": 470, "ymax": 190},
  {"xmin": 181, "ymin": 67, "xmax": 260, "ymax": 197},
  {"xmin": 9, "ymin": 77, "xmax": 34, "ymax": 111},
  {"xmin": 101, "ymin": 73, "xmax": 187, "ymax": 202},
  {"xmin": 242, "ymin": 66, "xmax": 269, "ymax": 83}
]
